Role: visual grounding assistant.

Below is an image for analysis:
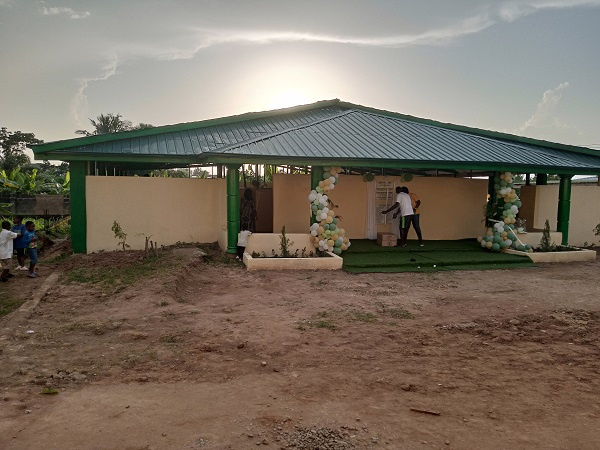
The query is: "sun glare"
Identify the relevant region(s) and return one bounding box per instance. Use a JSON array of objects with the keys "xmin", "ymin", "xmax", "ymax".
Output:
[{"xmin": 267, "ymin": 91, "xmax": 311, "ymax": 110}]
